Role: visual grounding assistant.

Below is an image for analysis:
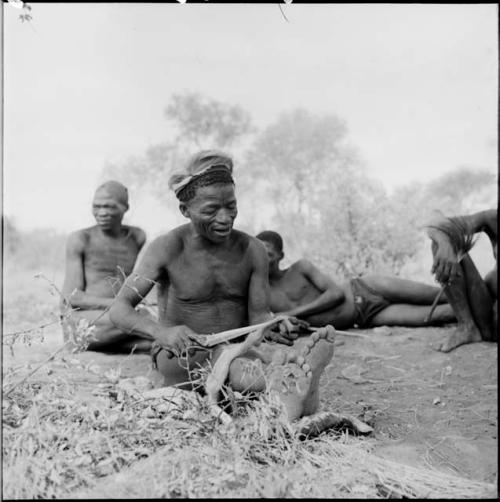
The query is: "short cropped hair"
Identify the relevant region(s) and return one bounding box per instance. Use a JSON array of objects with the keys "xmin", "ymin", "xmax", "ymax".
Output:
[{"xmin": 256, "ymin": 230, "xmax": 284, "ymax": 254}]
